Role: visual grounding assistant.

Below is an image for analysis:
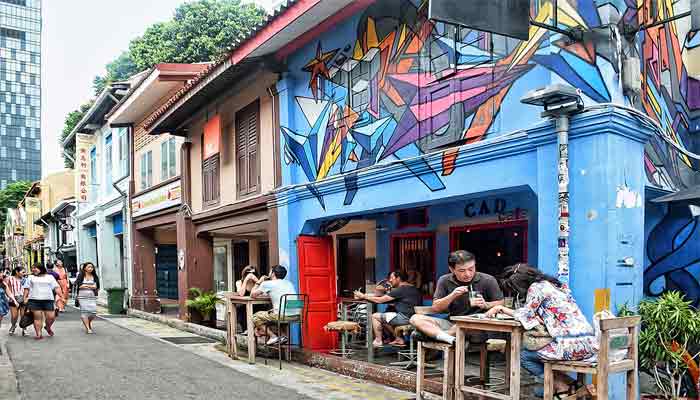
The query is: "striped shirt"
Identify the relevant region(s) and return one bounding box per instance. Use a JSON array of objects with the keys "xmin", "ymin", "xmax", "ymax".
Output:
[{"xmin": 8, "ymin": 276, "xmax": 23, "ymax": 297}]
